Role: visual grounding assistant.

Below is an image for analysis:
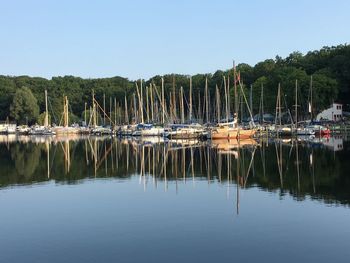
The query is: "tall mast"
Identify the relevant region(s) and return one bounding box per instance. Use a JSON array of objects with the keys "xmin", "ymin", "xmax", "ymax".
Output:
[
  {"xmin": 189, "ymin": 77, "xmax": 192, "ymax": 122},
  {"xmin": 150, "ymin": 84, "xmax": 154, "ymax": 122},
  {"xmin": 92, "ymin": 90, "xmax": 97, "ymax": 127},
  {"xmin": 250, "ymin": 84, "xmax": 253, "ymax": 118},
  {"xmin": 227, "ymin": 75, "xmax": 230, "ymax": 120},
  {"xmin": 84, "ymin": 102, "xmax": 87, "ymax": 126},
  {"xmin": 223, "ymin": 76, "xmax": 228, "ymax": 122},
  {"xmin": 114, "ymin": 97, "xmax": 117, "ymax": 126},
  {"xmin": 135, "ymin": 82, "xmax": 143, "ymax": 123},
  {"xmin": 124, "ymin": 95, "xmax": 128, "ymax": 124},
  {"xmin": 162, "ymin": 77, "xmax": 165, "ymax": 124},
  {"xmin": 310, "ymin": 75, "xmax": 313, "ymax": 121},
  {"xmin": 140, "ymin": 79, "xmax": 144, "ymax": 123},
  {"xmin": 133, "ymin": 93, "xmax": 137, "ymax": 123},
  {"xmin": 110, "ymin": 97, "xmax": 112, "ymax": 126},
  {"xmin": 64, "ymin": 96, "xmax": 69, "ymax": 127},
  {"xmin": 172, "ymin": 75, "xmax": 177, "ymax": 122},
  {"xmin": 146, "ymin": 86, "xmax": 150, "ymax": 123},
  {"xmin": 44, "ymin": 89, "xmax": 49, "ymax": 127},
  {"xmin": 103, "ymin": 94, "xmax": 106, "ymax": 126},
  {"xmin": 234, "ymin": 61, "xmax": 238, "ymax": 123},
  {"xmin": 180, "ymin": 86, "xmax": 185, "ymax": 123},
  {"xmin": 198, "ymin": 90, "xmax": 202, "ymax": 123},
  {"xmin": 205, "ymin": 77, "xmax": 209, "ymax": 123},
  {"xmin": 295, "ymin": 79, "xmax": 298, "ymax": 130},
  {"xmin": 275, "ymin": 83, "xmax": 282, "ymax": 127},
  {"xmin": 216, "ymin": 84, "xmax": 220, "ymax": 123},
  {"xmin": 260, "ymin": 84, "xmax": 264, "ymax": 124}
]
